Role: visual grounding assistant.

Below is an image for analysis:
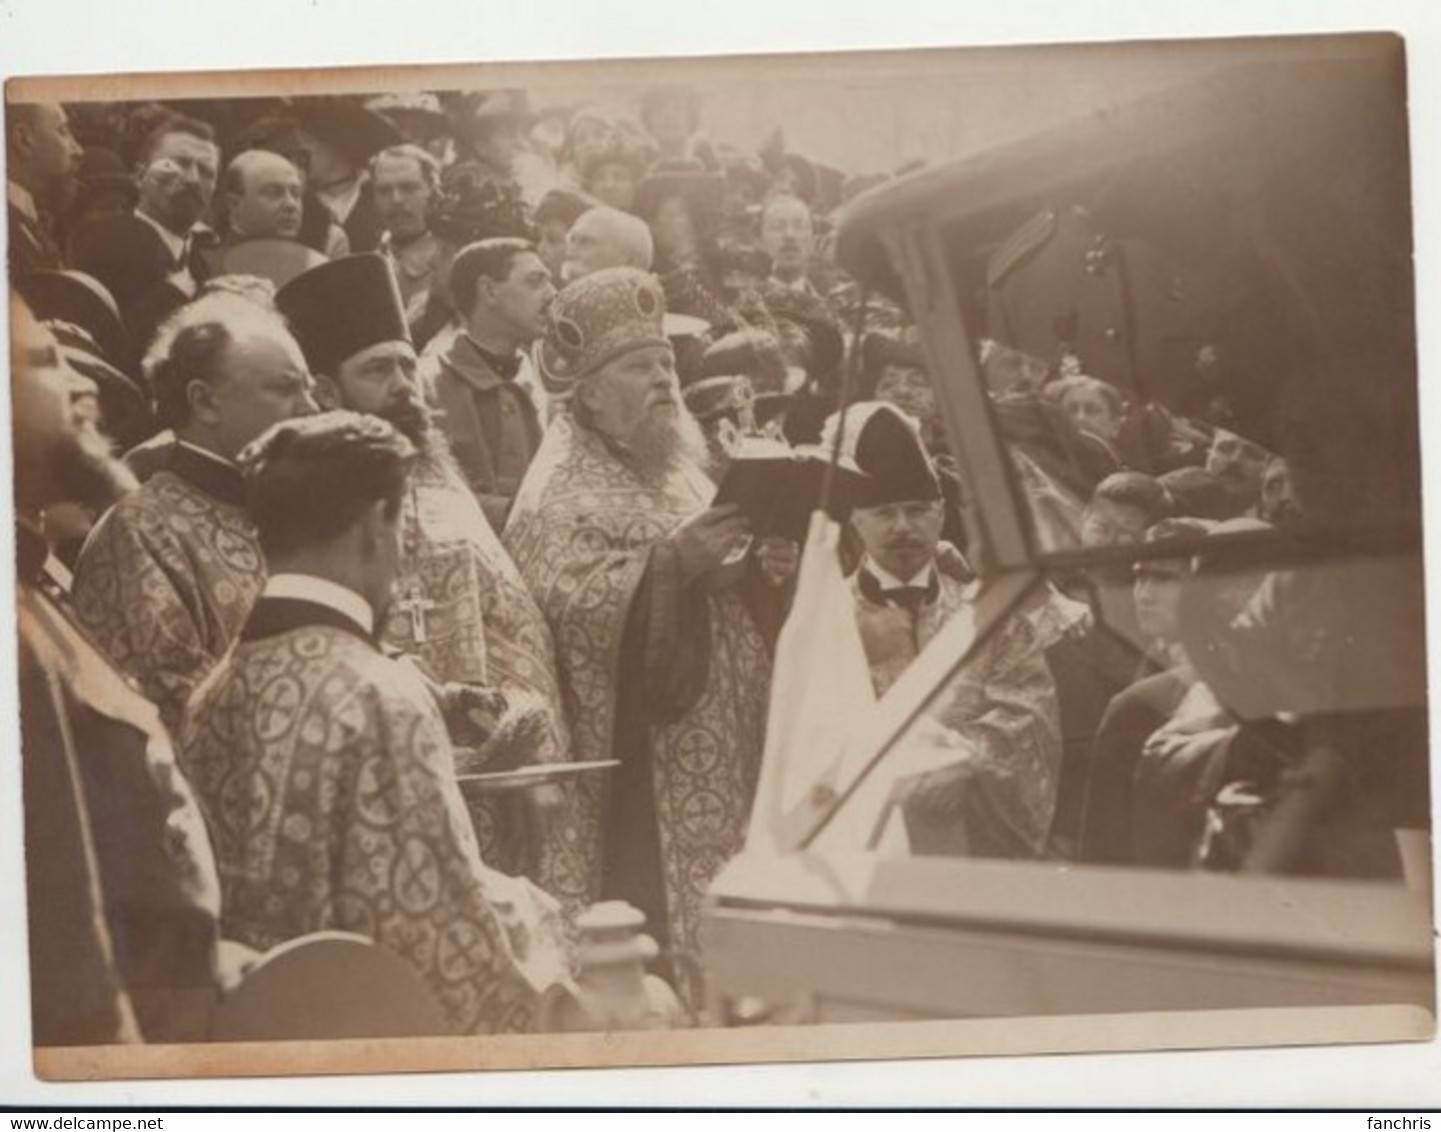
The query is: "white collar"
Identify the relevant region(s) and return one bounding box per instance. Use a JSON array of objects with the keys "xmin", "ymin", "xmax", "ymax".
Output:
[
  {"xmin": 134, "ymin": 207, "xmax": 189, "ymax": 260},
  {"xmin": 263, "ymin": 574, "xmax": 375, "ymax": 636},
  {"xmin": 863, "ymin": 558, "xmax": 936, "ymax": 591},
  {"xmin": 175, "ymin": 439, "xmax": 238, "ymax": 469},
  {"xmin": 7, "ymin": 181, "xmax": 38, "ymax": 224}
]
